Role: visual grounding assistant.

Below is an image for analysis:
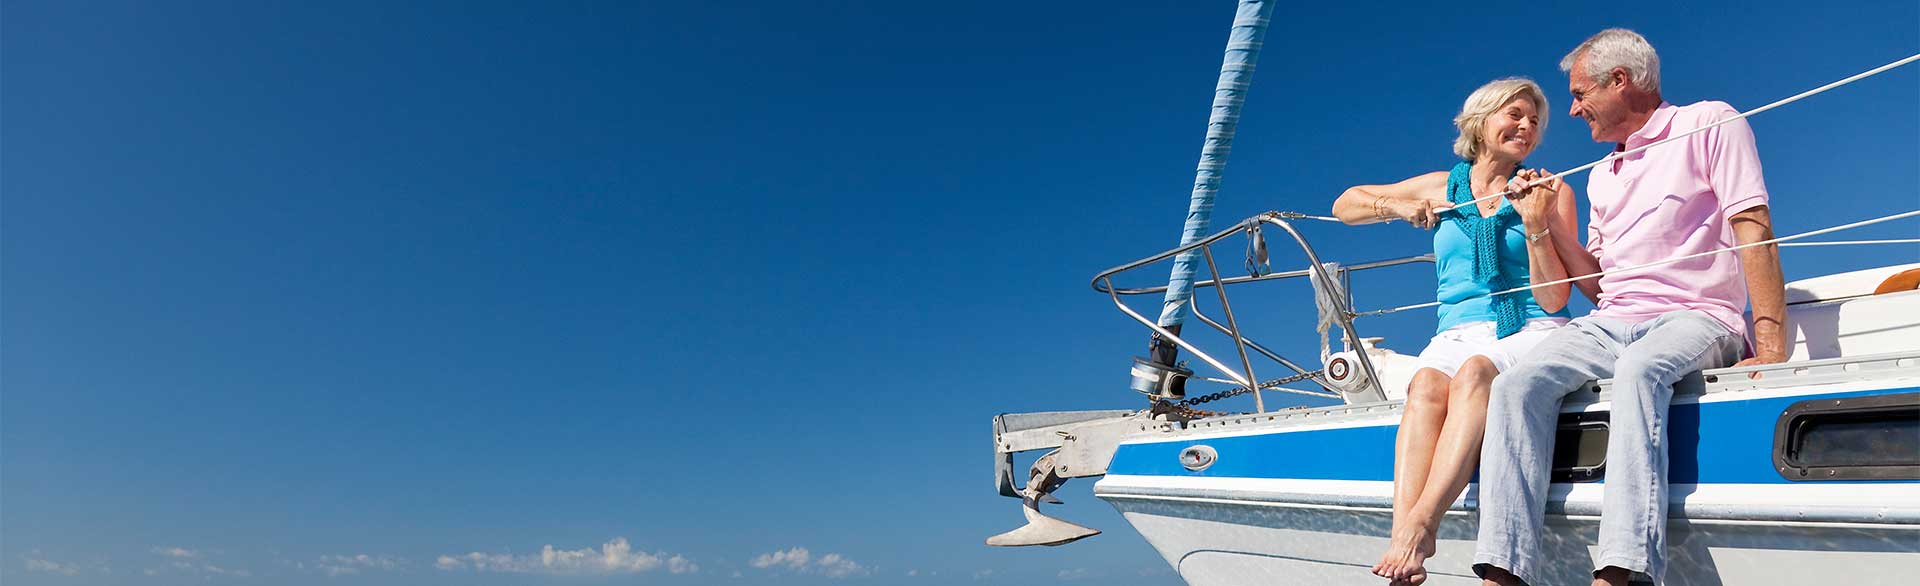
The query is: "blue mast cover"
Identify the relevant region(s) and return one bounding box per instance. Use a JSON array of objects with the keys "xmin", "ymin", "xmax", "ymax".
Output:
[{"xmin": 1157, "ymin": 0, "xmax": 1275, "ymax": 327}]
